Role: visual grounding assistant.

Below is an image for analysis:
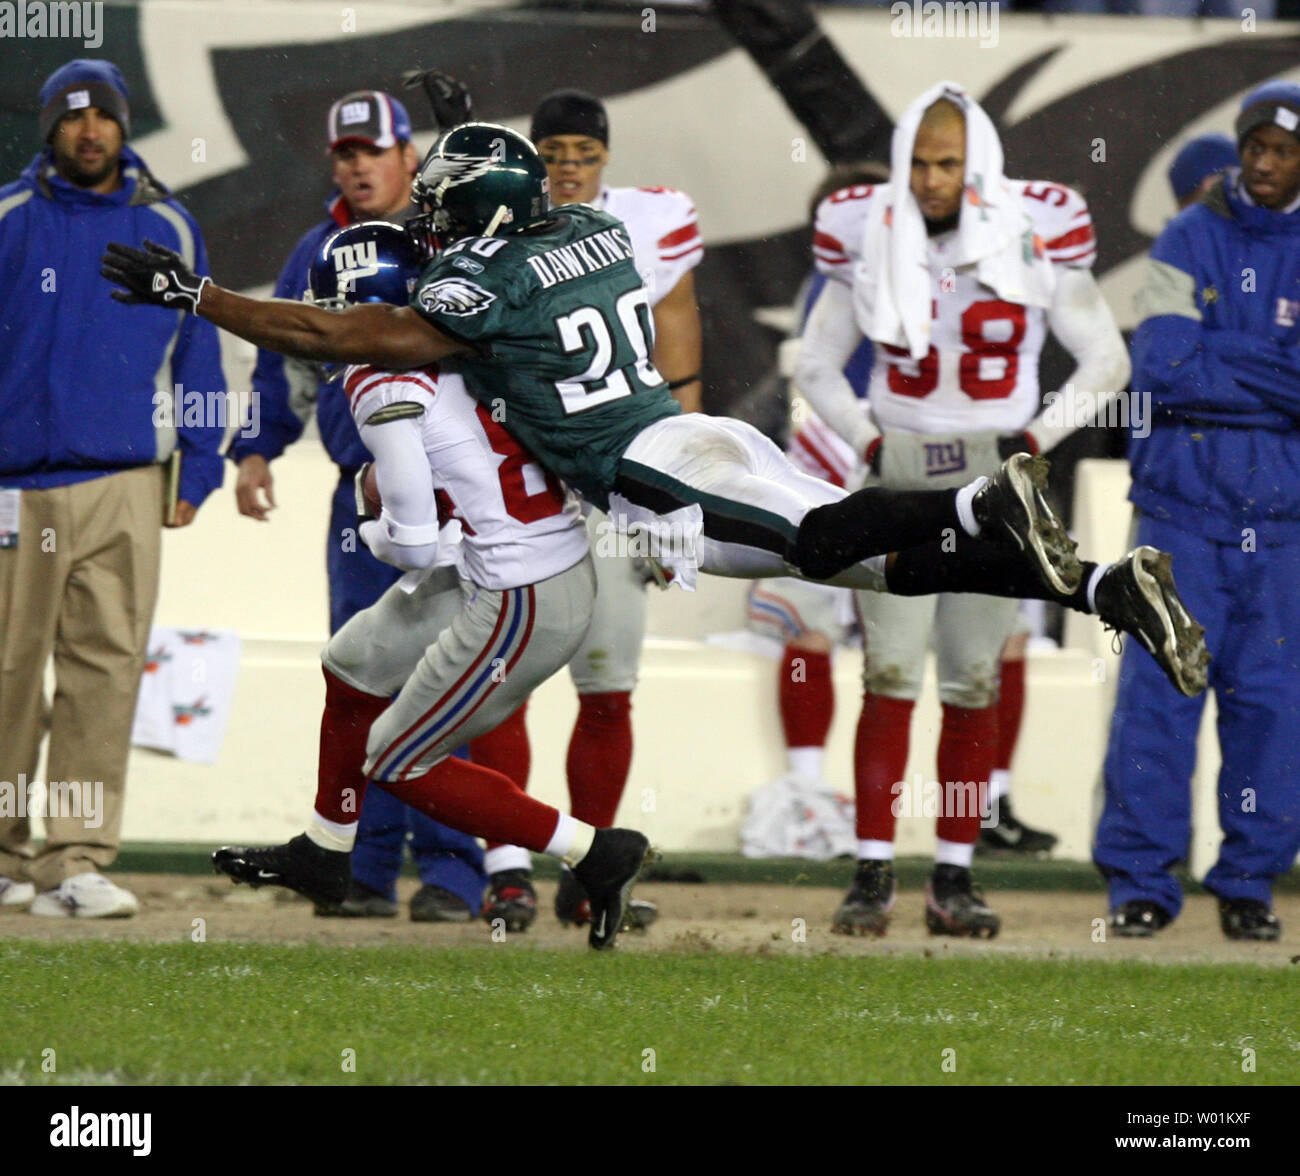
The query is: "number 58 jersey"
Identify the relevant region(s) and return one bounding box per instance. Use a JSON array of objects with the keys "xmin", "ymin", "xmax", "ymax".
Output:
[
  {"xmin": 410, "ymin": 204, "xmax": 681, "ymax": 510},
  {"xmin": 813, "ymin": 180, "xmax": 1097, "ymax": 435},
  {"xmin": 345, "ymin": 362, "xmax": 588, "ymax": 590}
]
